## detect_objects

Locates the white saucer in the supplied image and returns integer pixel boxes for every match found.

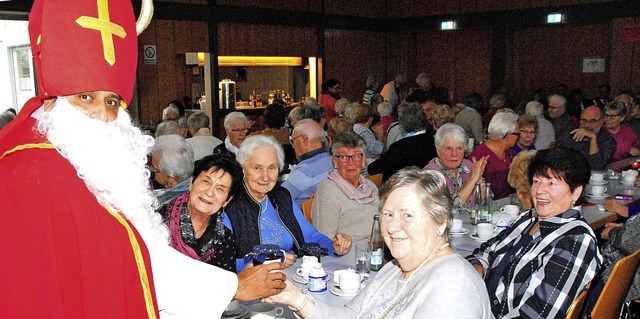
[329,284,363,297]
[222,304,249,319]
[590,180,607,186]
[449,228,469,236]
[469,234,492,242]
[586,193,610,199]
[292,274,308,284]
[622,181,636,186]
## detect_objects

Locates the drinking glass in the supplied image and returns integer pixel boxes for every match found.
[354,242,371,277]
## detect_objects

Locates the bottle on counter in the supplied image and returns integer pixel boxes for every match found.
[370,214,384,271]
[471,182,482,225]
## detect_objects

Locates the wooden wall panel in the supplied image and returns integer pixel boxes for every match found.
[136,20,209,124]
[414,28,492,104]
[323,0,385,18]
[323,29,386,103]
[216,0,321,12]
[610,17,640,94]
[505,22,610,106]
[218,23,318,57]
[384,31,417,88]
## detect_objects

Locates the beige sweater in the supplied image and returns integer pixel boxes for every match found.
[311,178,379,241]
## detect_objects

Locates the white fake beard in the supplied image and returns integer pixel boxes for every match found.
[37,97,169,244]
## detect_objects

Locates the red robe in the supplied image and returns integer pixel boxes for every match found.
[0,98,159,318]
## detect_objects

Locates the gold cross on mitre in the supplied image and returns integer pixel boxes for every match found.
[75,0,127,66]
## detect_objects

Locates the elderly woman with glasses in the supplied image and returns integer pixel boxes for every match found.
[603,101,640,161]
[513,115,537,154]
[426,123,487,213]
[213,111,251,158]
[312,131,380,241]
[223,135,352,273]
[469,112,519,199]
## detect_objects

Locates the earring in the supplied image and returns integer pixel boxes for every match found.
[437,229,444,236]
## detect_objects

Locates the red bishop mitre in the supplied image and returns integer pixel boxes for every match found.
[28,0,138,107]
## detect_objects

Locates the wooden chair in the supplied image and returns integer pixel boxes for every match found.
[301,193,315,224]
[366,173,383,189]
[566,282,590,319]
[591,248,640,318]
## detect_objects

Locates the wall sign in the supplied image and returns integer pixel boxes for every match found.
[143,45,157,65]
[582,58,605,73]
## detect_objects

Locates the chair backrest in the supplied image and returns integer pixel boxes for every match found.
[366,173,383,189]
[301,193,315,224]
[591,248,640,318]
[566,282,590,319]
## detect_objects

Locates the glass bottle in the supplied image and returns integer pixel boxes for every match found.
[483,182,494,223]
[370,215,384,271]
[470,182,481,225]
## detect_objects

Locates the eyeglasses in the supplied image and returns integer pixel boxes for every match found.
[334,153,364,163]
[230,128,249,133]
[519,129,536,135]
[604,113,623,118]
[580,117,603,124]
[289,134,305,143]
[507,132,521,137]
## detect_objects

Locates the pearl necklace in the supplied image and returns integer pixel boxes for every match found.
[356,243,450,319]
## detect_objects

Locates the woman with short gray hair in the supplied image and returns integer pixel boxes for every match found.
[151,135,194,205]
[224,135,352,272]
[603,100,640,161]
[214,111,250,157]
[426,123,487,213]
[469,112,519,199]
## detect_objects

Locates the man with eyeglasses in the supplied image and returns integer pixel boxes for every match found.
[282,119,333,207]
[556,106,616,170]
[214,111,251,158]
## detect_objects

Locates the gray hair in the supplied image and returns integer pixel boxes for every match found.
[0,110,16,129]
[604,101,627,117]
[525,100,544,116]
[398,102,427,133]
[331,130,366,155]
[304,97,318,108]
[379,167,453,235]
[377,102,393,117]
[487,112,518,140]
[187,112,210,131]
[335,98,351,117]
[155,121,183,137]
[289,106,305,122]
[236,135,285,172]
[343,102,358,123]
[548,94,566,107]
[162,106,179,121]
[434,123,467,149]
[151,135,194,183]
[416,72,431,87]
[223,112,249,131]
[293,119,324,142]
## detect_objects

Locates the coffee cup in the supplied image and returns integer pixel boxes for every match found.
[249,303,284,319]
[500,204,519,216]
[225,300,239,312]
[451,218,463,232]
[337,271,361,294]
[334,268,356,284]
[624,174,636,183]
[591,173,604,183]
[592,185,607,196]
[296,261,320,280]
[477,223,495,239]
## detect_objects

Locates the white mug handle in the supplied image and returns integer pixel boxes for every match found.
[296,268,304,277]
[275,307,284,316]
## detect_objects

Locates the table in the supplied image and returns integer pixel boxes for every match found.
[584,170,640,229]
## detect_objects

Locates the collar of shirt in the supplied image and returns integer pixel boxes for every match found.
[299,147,326,162]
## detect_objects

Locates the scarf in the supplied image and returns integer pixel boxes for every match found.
[166,192,225,263]
[224,136,239,155]
[433,157,470,191]
[327,169,376,204]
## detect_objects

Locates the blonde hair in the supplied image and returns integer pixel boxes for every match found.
[508,150,537,195]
